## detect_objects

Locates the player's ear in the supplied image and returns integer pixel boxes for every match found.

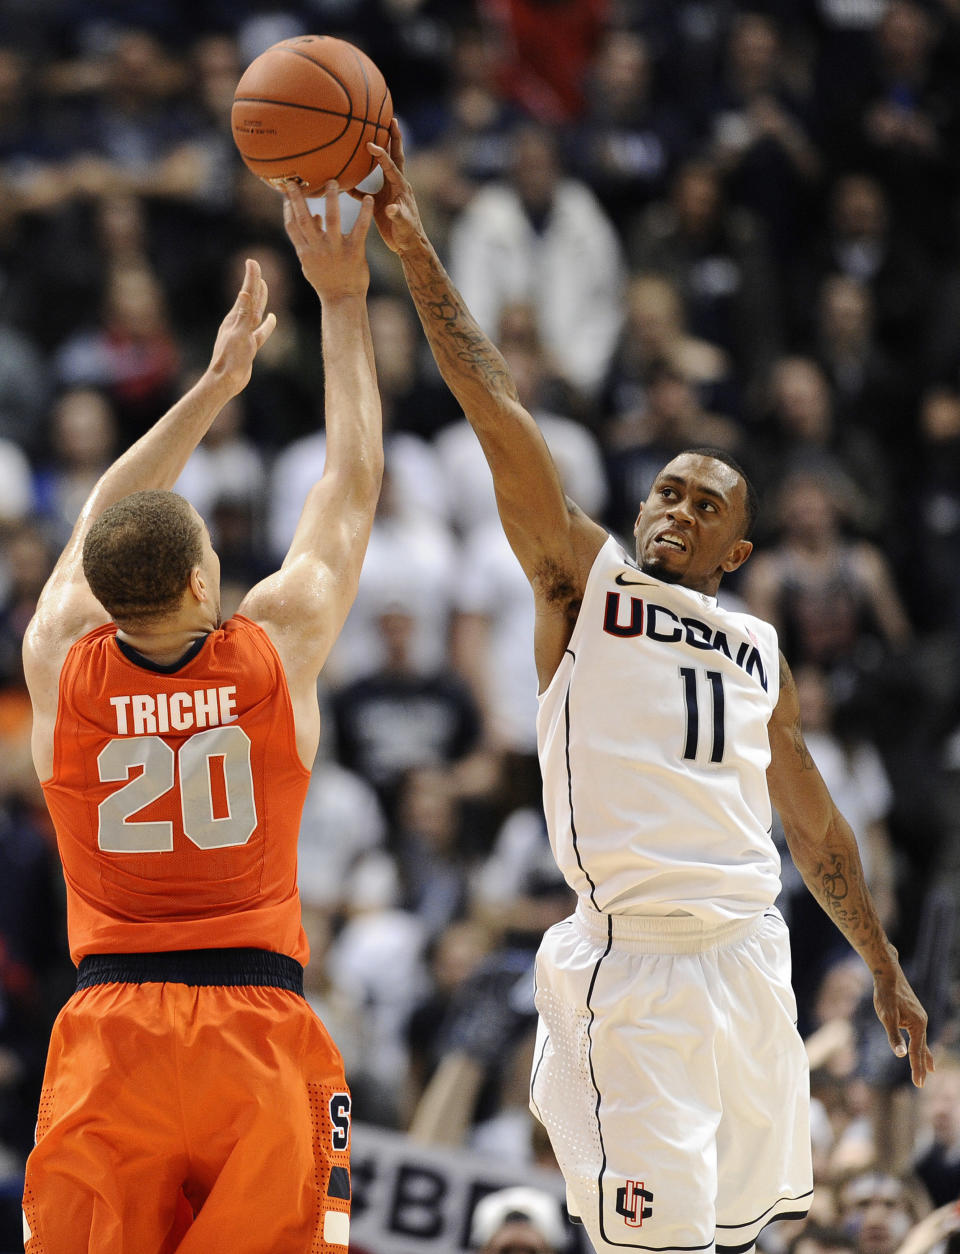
[189,566,207,602]
[633,503,644,537]
[722,538,753,573]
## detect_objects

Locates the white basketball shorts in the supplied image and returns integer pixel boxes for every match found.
[529,901,813,1254]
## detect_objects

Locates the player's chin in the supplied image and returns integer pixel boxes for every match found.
[641,553,687,583]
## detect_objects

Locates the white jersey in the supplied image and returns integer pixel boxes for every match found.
[537,535,782,924]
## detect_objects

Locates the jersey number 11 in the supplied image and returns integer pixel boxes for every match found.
[679,667,726,764]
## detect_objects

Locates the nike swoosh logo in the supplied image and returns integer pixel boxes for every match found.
[614,573,655,587]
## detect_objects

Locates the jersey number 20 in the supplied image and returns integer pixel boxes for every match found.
[97,726,257,853]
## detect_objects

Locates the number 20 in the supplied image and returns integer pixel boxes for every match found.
[97,725,257,853]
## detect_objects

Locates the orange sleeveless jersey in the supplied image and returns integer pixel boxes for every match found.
[41,615,312,965]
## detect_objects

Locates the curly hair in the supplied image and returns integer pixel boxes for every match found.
[82,490,203,624]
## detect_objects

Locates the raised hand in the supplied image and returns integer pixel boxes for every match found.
[207,257,277,396]
[355,119,424,255]
[283,180,374,300]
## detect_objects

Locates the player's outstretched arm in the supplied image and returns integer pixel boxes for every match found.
[25,260,276,657]
[360,121,605,587]
[767,650,934,1088]
[239,184,383,720]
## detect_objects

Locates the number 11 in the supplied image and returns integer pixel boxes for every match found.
[679,667,726,764]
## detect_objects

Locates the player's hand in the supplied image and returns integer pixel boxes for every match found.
[283,180,374,299]
[353,119,423,255]
[872,961,935,1087]
[207,257,277,395]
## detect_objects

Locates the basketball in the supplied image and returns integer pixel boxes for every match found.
[231,35,393,194]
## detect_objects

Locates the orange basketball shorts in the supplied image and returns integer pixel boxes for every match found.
[23,966,351,1254]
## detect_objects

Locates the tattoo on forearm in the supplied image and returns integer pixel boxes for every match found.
[814,850,885,956]
[404,253,520,402]
[792,720,815,770]
[778,655,816,770]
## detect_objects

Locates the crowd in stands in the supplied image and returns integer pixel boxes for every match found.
[0,0,959,1249]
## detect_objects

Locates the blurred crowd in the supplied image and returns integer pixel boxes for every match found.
[0,0,960,1248]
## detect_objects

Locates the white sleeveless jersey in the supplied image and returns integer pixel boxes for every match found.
[537,535,782,924]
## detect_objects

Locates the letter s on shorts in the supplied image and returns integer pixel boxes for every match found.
[329,1093,351,1153]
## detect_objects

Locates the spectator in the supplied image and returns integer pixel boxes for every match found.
[627,158,782,397]
[896,387,960,634]
[296,724,388,917]
[823,1,959,256]
[53,260,182,441]
[447,122,626,399]
[366,291,459,441]
[0,437,34,540]
[268,403,448,553]
[811,275,906,441]
[479,0,609,125]
[786,1225,858,1254]
[438,20,534,187]
[469,1185,568,1253]
[344,468,461,676]
[911,1050,960,1206]
[836,1172,930,1254]
[332,603,482,822]
[173,385,265,553]
[394,766,472,940]
[708,11,821,268]
[406,917,492,1105]
[216,242,324,449]
[742,471,912,695]
[409,828,573,1149]
[0,323,48,455]
[789,173,932,368]
[601,271,740,424]
[326,853,429,1126]
[571,28,690,234]
[748,356,890,541]
[33,387,118,546]
[0,524,57,689]
[435,302,608,535]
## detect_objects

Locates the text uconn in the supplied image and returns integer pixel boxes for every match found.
[602,592,768,692]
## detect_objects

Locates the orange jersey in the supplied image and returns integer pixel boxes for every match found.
[41,615,311,965]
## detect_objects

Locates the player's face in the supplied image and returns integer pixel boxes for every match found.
[633,454,753,595]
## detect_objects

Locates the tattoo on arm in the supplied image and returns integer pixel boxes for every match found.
[814,849,885,956]
[404,254,520,402]
[779,654,815,770]
[791,719,815,770]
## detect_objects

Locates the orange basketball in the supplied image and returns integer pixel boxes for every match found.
[231,35,393,194]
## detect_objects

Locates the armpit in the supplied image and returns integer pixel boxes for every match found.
[534,556,581,612]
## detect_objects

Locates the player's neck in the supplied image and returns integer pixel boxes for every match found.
[115,620,213,668]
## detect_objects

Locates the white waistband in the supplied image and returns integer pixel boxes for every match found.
[573,899,772,954]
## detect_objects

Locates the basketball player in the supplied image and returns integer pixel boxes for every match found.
[359,125,933,1254]
[21,183,380,1253]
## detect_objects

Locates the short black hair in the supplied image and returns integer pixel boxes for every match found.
[83,490,203,623]
[676,446,759,539]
